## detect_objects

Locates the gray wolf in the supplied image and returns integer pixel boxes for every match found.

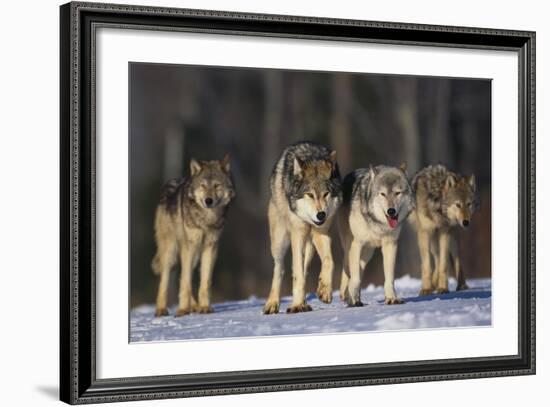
[152,155,235,317]
[409,164,478,295]
[263,141,343,314]
[337,164,414,306]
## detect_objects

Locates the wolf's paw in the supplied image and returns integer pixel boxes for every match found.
[263,300,280,315]
[435,287,450,295]
[286,303,313,313]
[384,297,404,305]
[456,283,469,291]
[317,282,333,304]
[418,288,434,296]
[347,300,364,307]
[175,307,192,317]
[196,305,214,314]
[154,307,169,317]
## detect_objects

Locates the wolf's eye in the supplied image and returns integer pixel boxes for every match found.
[305,193,314,199]
[380,192,386,197]
[395,191,401,196]
[323,192,330,198]
[467,202,472,207]
[213,183,221,189]
[455,202,462,208]
[200,183,207,189]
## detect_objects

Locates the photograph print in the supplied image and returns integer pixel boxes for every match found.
[129,62,491,342]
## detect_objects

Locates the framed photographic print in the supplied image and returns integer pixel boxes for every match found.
[60,1,535,404]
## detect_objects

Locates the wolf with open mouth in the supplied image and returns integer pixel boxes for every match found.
[337,164,414,306]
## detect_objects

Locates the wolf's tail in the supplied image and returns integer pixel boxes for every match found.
[151,253,161,275]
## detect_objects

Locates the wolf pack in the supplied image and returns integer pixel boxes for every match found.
[152,141,478,317]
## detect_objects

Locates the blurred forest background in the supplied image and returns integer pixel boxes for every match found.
[130,63,491,308]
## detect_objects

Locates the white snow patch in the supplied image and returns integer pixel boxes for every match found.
[130,276,491,342]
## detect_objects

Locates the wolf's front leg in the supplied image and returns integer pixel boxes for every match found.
[449,232,468,291]
[381,239,403,304]
[176,242,200,317]
[312,228,334,304]
[346,239,364,306]
[154,242,177,317]
[341,245,374,301]
[436,231,451,294]
[264,202,290,314]
[287,226,312,313]
[339,270,349,301]
[417,230,433,296]
[303,238,314,283]
[337,214,352,301]
[197,241,219,314]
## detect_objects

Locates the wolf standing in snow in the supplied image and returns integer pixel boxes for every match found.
[410,164,478,296]
[263,141,343,314]
[337,164,414,306]
[152,156,235,317]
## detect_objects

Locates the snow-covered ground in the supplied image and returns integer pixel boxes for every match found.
[130,275,491,342]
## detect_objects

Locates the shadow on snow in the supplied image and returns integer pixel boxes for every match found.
[396,288,492,304]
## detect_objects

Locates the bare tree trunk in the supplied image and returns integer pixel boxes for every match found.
[392,79,421,281]
[393,79,420,173]
[330,74,353,174]
[259,71,284,283]
[428,81,452,167]
[163,124,184,180]
[289,75,307,140]
[261,70,283,203]
[456,88,480,173]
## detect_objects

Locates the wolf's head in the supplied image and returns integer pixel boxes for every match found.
[187,155,236,209]
[366,164,413,230]
[291,151,342,227]
[441,173,477,228]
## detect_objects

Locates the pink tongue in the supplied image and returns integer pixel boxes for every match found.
[388,217,398,228]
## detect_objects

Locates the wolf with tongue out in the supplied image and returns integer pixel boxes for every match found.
[337,164,414,306]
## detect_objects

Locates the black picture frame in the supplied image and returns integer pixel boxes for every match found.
[60,1,536,404]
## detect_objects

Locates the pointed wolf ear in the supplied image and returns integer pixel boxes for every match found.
[293,157,305,177]
[369,165,377,179]
[329,150,337,165]
[220,154,231,173]
[444,174,457,189]
[399,162,407,173]
[467,174,476,191]
[190,158,201,176]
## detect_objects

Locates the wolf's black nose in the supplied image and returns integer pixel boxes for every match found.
[387,208,396,217]
[205,197,213,206]
[316,211,326,221]
[462,219,470,227]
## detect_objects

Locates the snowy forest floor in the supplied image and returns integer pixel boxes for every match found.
[130,276,491,342]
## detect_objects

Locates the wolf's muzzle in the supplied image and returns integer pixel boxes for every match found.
[312,211,327,226]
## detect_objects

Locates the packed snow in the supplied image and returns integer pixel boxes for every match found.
[130,276,491,342]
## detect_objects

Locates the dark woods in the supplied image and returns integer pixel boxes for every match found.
[130,63,491,307]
